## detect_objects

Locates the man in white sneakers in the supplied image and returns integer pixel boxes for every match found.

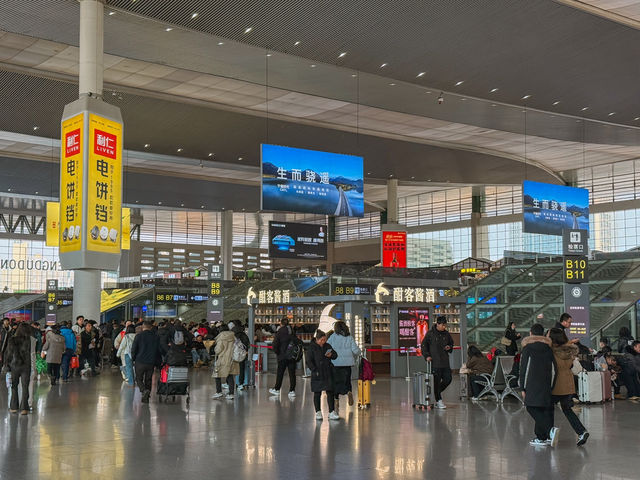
[420,316,454,409]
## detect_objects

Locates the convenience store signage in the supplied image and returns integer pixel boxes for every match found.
[392,287,436,303]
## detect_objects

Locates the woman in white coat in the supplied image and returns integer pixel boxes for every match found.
[327,321,361,409]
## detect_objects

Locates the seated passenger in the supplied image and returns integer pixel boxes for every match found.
[191,334,210,367]
[605,354,640,399]
[467,345,494,401]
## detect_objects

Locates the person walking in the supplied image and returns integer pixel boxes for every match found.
[59,323,77,382]
[116,325,136,386]
[230,322,250,390]
[1,323,33,414]
[211,323,239,400]
[548,327,589,447]
[269,318,298,398]
[504,322,521,356]
[306,329,339,421]
[519,323,556,447]
[327,320,361,410]
[466,345,494,400]
[131,321,161,403]
[41,325,65,386]
[0,317,11,368]
[420,316,454,409]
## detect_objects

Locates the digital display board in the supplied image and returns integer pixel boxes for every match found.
[563,256,588,284]
[381,231,407,268]
[523,180,589,236]
[333,284,373,296]
[261,144,364,217]
[398,308,430,356]
[268,221,328,260]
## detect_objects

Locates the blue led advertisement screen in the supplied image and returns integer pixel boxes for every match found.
[523,181,589,236]
[261,144,364,217]
[268,221,327,260]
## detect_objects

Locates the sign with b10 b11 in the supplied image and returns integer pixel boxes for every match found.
[563,256,588,284]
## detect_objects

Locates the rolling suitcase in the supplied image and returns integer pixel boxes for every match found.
[358,379,371,409]
[412,362,435,410]
[578,371,603,403]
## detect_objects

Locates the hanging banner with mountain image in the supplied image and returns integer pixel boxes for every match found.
[522,180,589,236]
[261,144,364,217]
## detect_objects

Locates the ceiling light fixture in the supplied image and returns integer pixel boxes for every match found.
[165,27,173,32]
[294,41,301,46]
[266,53,272,57]
[217,41,224,45]
[338,52,347,58]
[380,63,388,68]
[244,27,253,34]
[389,83,396,86]
[310,64,317,68]
[32,126,39,131]
[635,117,640,121]
[238,156,243,161]
[144,143,150,148]
[108,11,115,16]
[490,88,498,93]
[208,152,213,157]
[191,12,198,19]
[417,72,425,77]
[522,94,531,100]
[351,74,357,77]
[608,112,616,116]
[177,148,183,152]
[552,101,560,105]
[455,81,464,86]
[581,107,589,111]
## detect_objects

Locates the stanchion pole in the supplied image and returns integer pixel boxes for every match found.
[405,348,411,381]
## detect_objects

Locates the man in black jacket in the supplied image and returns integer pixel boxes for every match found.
[269,318,297,398]
[0,317,11,368]
[519,323,557,447]
[421,316,454,409]
[131,321,160,403]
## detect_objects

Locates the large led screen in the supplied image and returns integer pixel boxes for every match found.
[523,180,589,236]
[261,144,364,217]
[268,221,327,260]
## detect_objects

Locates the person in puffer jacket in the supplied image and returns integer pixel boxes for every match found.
[328,321,361,410]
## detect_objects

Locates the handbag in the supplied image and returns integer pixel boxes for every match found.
[70,355,80,369]
[500,336,511,346]
[36,356,48,374]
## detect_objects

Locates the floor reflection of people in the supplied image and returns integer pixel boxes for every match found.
[423,413,456,478]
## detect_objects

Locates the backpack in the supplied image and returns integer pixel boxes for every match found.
[359,357,375,381]
[284,336,304,362]
[173,330,184,346]
[232,338,248,362]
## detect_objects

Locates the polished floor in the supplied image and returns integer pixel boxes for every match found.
[0,369,637,480]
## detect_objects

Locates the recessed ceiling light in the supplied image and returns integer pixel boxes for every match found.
[491,104,497,107]
[581,107,589,111]
[144,143,150,148]
[32,126,39,131]
[294,41,301,46]
[180,203,184,207]
[165,27,173,32]
[490,88,498,93]
[522,94,531,99]
[455,81,464,86]
[351,74,357,77]
[158,201,162,205]
[310,64,317,68]
[208,152,213,157]
[417,72,425,77]
[338,52,347,58]
[201,205,205,209]
[266,53,272,57]
[411,176,415,179]
[191,12,198,19]
[460,98,467,101]
[552,101,560,105]
[608,112,616,116]
[177,148,183,152]
[108,11,115,16]
[35,191,39,195]
[217,41,224,45]
[380,63,388,68]
[238,156,243,161]
[634,117,640,121]
[244,27,253,34]
[389,83,396,86]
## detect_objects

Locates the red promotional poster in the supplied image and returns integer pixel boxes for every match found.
[381,230,407,268]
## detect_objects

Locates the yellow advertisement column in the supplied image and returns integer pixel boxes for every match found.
[59,114,84,252]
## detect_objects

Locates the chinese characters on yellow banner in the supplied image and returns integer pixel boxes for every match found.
[59,114,84,253]
[87,114,123,254]
[121,207,131,250]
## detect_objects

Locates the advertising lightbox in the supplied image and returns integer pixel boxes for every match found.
[398,307,430,355]
[381,231,407,268]
[268,221,328,260]
[522,181,589,236]
[261,144,364,217]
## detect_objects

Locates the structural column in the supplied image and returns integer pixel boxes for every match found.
[221,210,233,281]
[471,187,483,259]
[72,0,104,323]
[387,178,399,224]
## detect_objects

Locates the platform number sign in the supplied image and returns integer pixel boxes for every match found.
[207,281,223,323]
[563,256,588,284]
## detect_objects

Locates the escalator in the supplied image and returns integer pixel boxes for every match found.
[466,254,640,350]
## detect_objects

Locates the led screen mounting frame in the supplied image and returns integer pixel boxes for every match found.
[261,144,364,217]
[268,221,328,260]
[522,180,589,236]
